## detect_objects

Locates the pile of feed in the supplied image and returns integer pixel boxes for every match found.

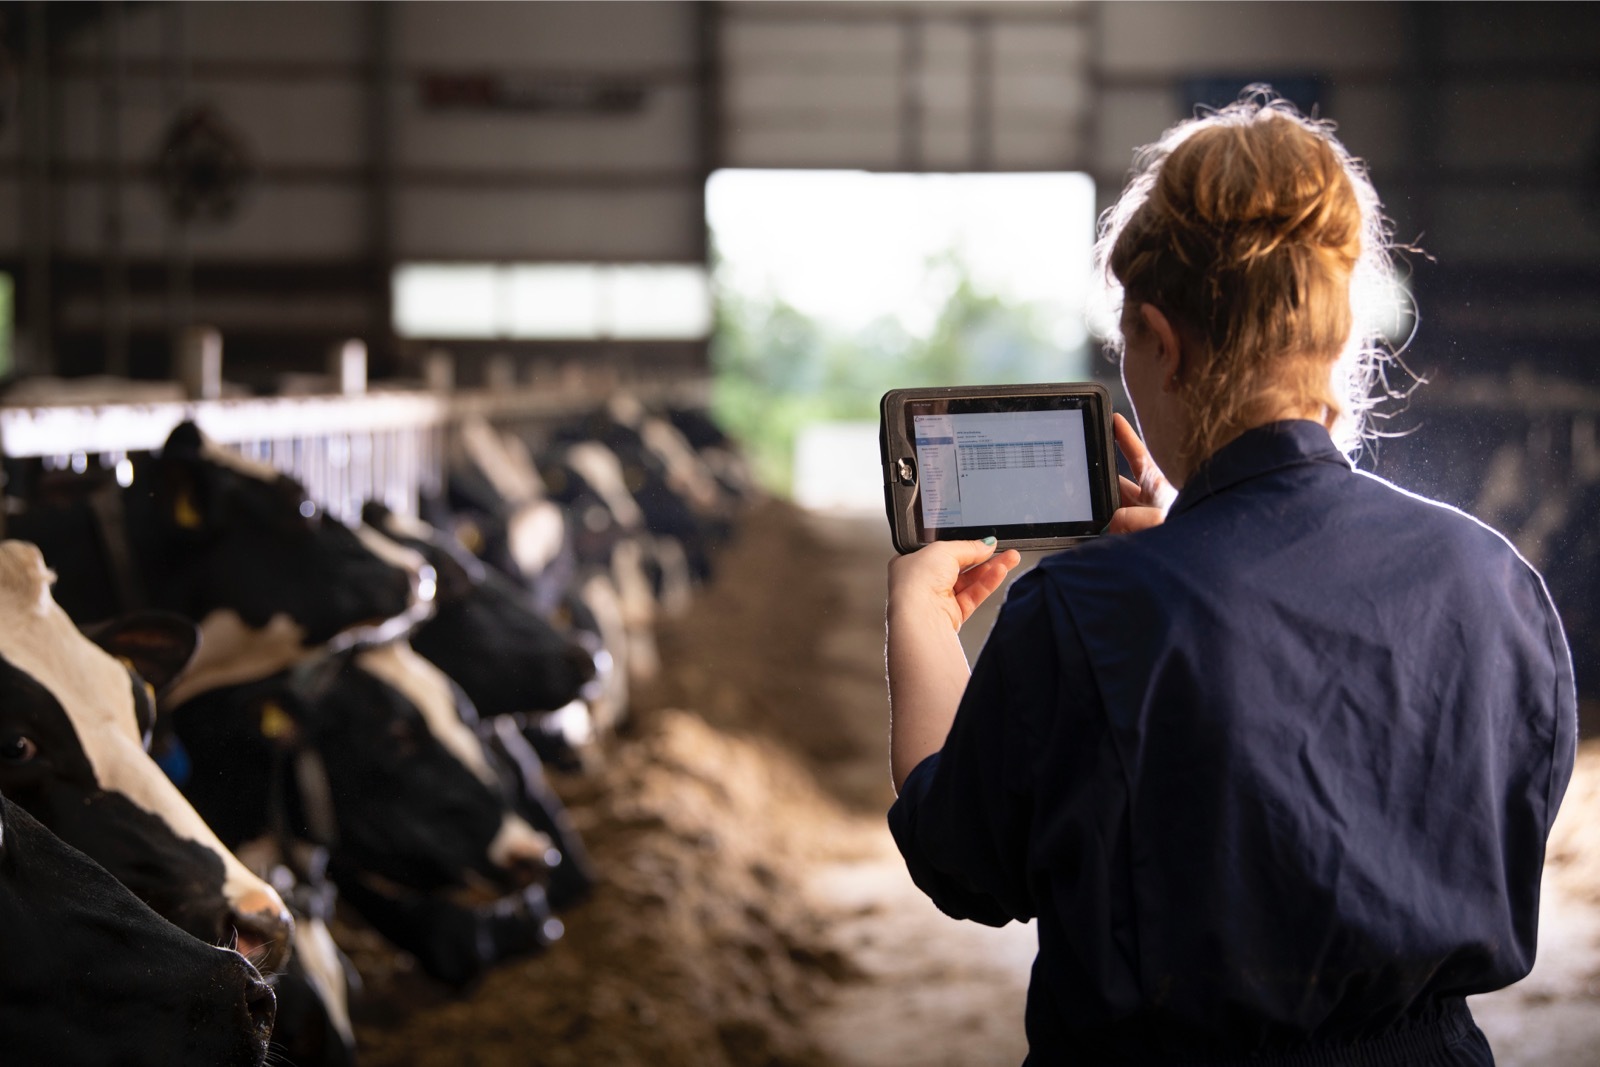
[353,502,883,1066]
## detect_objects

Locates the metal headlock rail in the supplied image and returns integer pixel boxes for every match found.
[0,376,713,525]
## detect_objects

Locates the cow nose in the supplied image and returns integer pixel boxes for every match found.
[488,818,559,890]
[243,971,277,1046]
[565,643,599,685]
[500,847,561,891]
[231,887,295,975]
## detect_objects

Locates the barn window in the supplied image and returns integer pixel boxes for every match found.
[392,263,712,341]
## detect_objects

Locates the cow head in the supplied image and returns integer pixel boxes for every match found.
[0,789,277,1066]
[0,540,295,973]
[130,422,429,705]
[171,647,570,989]
[306,640,559,895]
[362,503,598,719]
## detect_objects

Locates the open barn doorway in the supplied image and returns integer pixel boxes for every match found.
[705,169,1097,511]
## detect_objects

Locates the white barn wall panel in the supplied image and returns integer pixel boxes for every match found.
[721,2,1093,172]
[395,85,703,174]
[56,0,364,65]
[0,0,1587,389]
[397,188,702,263]
[394,1,695,70]
[53,183,367,260]
[1096,1,1406,74]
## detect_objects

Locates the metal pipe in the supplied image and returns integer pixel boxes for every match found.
[969,14,994,171]
[22,0,52,375]
[163,1,193,364]
[899,14,924,171]
[100,0,129,376]
[365,1,396,373]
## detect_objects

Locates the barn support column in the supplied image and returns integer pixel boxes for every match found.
[365,1,398,379]
[99,0,129,378]
[899,13,924,171]
[162,1,194,369]
[20,0,53,376]
[969,13,994,172]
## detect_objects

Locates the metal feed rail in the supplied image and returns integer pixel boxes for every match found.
[0,377,712,524]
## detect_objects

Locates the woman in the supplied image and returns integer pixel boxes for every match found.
[886,91,1576,1065]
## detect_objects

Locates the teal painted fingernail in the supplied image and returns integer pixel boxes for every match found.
[981,536,997,546]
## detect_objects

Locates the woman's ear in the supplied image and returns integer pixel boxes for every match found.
[1138,304,1184,391]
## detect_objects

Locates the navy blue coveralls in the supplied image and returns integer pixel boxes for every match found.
[890,420,1577,1066]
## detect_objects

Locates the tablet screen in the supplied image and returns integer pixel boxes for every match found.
[900,391,1110,545]
[913,408,1093,528]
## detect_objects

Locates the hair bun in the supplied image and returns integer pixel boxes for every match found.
[1095,88,1402,469]
[1160,117,1362,269]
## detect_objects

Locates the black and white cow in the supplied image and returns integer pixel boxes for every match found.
[0,539,295,972]
[665,404,760,502]
[549,393,733,584]
[0,788,277,1066]
[173,637,588,988]
[8,420,425,708]
[427,418,642,732]
[362,502,599,769]
[440,415,582,619]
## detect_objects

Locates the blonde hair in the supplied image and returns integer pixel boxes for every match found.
[1093,88,1403,470]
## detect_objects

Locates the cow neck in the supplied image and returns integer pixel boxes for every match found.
[263,649,351,876]
[84,480,151,616]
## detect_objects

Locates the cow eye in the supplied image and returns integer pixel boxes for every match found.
[0,736,38,763]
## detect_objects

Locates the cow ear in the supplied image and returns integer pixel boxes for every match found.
[88,612,201,697]
[153,435,212,533]
[162,421,206,460]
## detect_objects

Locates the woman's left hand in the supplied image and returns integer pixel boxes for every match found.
[1109,413,1176,534]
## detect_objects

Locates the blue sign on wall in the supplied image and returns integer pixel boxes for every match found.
[1179,76,1328,118]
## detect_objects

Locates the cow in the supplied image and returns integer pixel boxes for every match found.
[441,415,582,619]
[362,501,599,770]
[0,539,294,973]
[7,420,425,708]
[172,636,590,988]
[234,842,359,1067]
[424,417,641,731]
[548,393,734,584]
[0,788,277,1066]
[665,404,760,502]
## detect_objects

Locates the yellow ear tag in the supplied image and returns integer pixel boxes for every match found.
[173,489,203,529]
[455,519,484,556]
[259,701,295,740]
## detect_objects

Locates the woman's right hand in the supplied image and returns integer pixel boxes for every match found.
[1109,413,1176,534]
[886,538,1020,793]
[887,538,1021,633]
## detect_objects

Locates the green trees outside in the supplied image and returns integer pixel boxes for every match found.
[711,254,1089,493]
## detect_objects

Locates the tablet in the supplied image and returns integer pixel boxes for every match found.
[879,382,1118,554]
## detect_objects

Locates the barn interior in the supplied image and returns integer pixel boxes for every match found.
[0,2,1597,1065]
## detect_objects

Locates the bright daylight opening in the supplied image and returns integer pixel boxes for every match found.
[393,263,713,342]
[706,170,1097,510]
